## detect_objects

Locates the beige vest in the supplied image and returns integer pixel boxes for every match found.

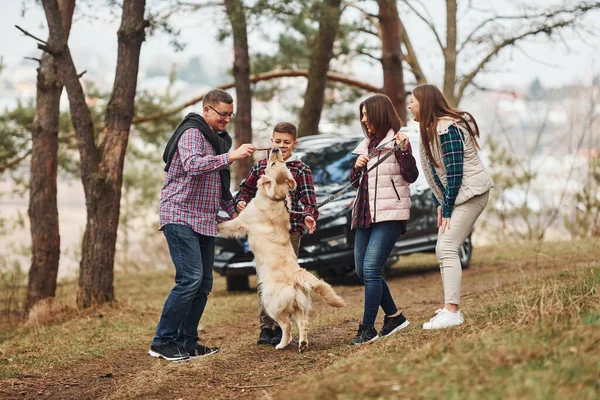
[419,117,494,206]
[352,129,411,229]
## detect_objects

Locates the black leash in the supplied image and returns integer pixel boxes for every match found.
[286,138,406,216]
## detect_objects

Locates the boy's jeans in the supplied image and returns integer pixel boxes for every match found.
[354,221,402,327]
[152,224,215,352]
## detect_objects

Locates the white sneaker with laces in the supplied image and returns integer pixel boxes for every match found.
[422,308,464,329]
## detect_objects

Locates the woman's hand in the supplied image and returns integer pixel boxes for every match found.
[354,155,369,169]
[437,206,451,233]
[395,132,409,151]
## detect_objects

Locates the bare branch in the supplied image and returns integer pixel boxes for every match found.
[459,3,600,54]
[456,17,579,102]
[357,27,379,37]
[345,2,378,20]
[357,49,381,62]
[400,0,444,51]
[24,57,41,63]
[0,150,32,174]
[15,25,48,45]
[397,15,427,84]
[133,69,381,124]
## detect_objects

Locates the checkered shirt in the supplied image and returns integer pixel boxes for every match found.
[159,128,236,237]
[429,125,464,218]
[234,157,319,234]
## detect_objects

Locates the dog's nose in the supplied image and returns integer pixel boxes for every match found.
[271,147,280,153]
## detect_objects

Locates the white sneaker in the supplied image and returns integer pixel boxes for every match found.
[422,308,464,330]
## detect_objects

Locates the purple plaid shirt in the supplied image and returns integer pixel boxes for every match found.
[159,128,236,237]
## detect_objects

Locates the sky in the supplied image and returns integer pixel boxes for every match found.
[1,0,599,93]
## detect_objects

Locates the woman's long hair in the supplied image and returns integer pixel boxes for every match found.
[359,94,403,140]
[412,84,480,168]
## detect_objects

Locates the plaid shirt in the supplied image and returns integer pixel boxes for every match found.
[234,157,319,234]
[159,128,236,237]
[351,138,419,229]
[430,125,464,218]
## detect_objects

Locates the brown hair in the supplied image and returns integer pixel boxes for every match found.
[359,94,403,140]
[412,84,480,168]
[273,122,297,139]
[203,89,233,105]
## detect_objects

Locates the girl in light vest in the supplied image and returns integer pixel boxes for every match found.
[409,84,494,329]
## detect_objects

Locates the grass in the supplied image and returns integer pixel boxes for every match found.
[0,237,599,399]
[274,267,600,400]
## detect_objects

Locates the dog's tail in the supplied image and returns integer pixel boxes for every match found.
[296,270,346,308]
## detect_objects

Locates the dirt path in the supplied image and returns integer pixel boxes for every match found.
[0,260,576,400]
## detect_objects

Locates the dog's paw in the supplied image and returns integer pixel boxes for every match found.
[275,342,288,350]
[299,341,308,353]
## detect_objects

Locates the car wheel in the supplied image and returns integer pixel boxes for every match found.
[226,275,250,291]
[459,234,472,269]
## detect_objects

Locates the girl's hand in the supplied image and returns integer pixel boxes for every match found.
[396,132,409,151]
[440,217,451,234]
[354,155,369,169]
[437,206,442,228]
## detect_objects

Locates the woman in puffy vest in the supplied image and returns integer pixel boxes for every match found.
[349,94,419,345]
[409,84,494,329]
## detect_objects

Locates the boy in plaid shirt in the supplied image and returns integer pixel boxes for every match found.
[234,122,319,346]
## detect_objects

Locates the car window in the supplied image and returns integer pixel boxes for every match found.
[295,139,359,185]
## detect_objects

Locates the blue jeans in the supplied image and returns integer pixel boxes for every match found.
[152,224,215,352]
[354,221,402,327]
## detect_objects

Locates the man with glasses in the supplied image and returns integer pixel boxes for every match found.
[151,89,256,361]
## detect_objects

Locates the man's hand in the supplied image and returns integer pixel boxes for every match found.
[236,201,247,213]
[229,144,256,161]
[354,155,369,169]
[304,215,316,234]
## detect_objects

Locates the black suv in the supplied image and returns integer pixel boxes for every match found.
[214,130,473,290]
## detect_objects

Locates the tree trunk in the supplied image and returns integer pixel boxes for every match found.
[225,0,252,187]
[377,0,407,123]
[77,0,148,308]
[41,0,148,308]
[26,0,75,312]
[443,0,458,106]
[297,0,342,137]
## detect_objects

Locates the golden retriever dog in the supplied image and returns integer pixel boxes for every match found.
[218,148,346,352]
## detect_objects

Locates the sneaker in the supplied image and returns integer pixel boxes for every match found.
[188,344,220,358]
[422,308,464,330]
[257,328,274,345]
[350,324,379,345]
[148,343,189,361]
[379,312,410,337]
[270,327,283,346]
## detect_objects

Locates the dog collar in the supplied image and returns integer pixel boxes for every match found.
[272,195,287,202]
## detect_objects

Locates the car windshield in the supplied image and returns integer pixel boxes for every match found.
[294,138,360,185]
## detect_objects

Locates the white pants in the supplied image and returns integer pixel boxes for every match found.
[436,191,489,304]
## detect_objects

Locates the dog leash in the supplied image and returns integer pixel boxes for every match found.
[285,138,406,217]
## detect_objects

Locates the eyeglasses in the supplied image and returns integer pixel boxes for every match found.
[207,105,235,119]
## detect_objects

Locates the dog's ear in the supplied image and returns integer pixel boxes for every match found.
[259,175,276,198]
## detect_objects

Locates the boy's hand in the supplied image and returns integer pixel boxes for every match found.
[236,201,247,213]
[304,215,316,234]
